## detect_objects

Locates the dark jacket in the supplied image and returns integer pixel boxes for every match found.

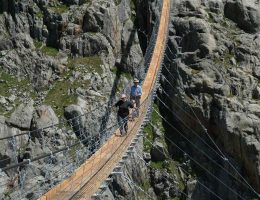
[115,100,134,117]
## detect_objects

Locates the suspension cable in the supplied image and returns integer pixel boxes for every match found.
[147,120,246,200]
[153,96,259,196]
[142,132,223,200]
[161,64,260,197]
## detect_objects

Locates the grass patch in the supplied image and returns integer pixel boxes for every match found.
[68,56,103,74]
[42,46,59,57]
[68,142,81,161]
[34,39,43,49]
[143,124,154,152]
[36,11,44,18]
[213,52,235,69]
[138,179,151,198]
[0,70,36,117]
[44,80,78,118]
[191,69,201,74]
[130,0,136,22]
[143,103,165,152]
[110,66,132,79]
[49,4,69,14]
[44,56,103,118]
[151,160,185,191]
[151,160,164,169]
[151,104,163,128]
[110,66,133,92]
[114,0,121,6]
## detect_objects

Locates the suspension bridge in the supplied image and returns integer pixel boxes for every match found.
[0,0,170,199]
[41,0,171,198]
[1,0,260,199]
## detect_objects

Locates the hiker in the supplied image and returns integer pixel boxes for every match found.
[130,78,142,117]
[114,94,134,136]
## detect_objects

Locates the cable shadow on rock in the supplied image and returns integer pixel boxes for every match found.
[97,28,138,141]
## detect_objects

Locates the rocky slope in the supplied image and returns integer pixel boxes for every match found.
[0,0,146,199]
[1,0,260,200]
[160,0,260,199]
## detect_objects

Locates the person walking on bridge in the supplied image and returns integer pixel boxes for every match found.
[114,94,134,136]
[130,78,142,118]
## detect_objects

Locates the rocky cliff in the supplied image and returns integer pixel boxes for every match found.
[160,0,260,199]
[0,0,260,200]
[0,0,146,199]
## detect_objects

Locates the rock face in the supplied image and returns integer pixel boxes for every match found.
[31,105,59,129]
[0,0,146,198]
[99,137,150,200]
[224,0,260,33]
[151,139,167,162]
[1,0,259,199]
[163,0,260,197]
[7,100,34,129]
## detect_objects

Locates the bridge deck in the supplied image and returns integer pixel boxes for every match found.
[40,0,170,199]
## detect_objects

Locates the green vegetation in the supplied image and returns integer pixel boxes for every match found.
[110,66,132,93]
[130,0,136,22]
[191,69,201,75]
[3,191,11,198]
[18,142,30,155]
[143,103,165,152]
[48,4,69,14]
[36,11,44,18]
[68,56,103,74]
[69,142,82,161]
[33,39,43,49]
[213,52,235,69]
[138,179,151,199]
[149,159,185,192]
[44,56,103,117]
[44,79,78,118]
[151,104,164,130]
[150,160,164,169]
[142,103,186,195]
[114,0,121,6]
[143,124,154,152]
[34,40,59,57]
[42,46,59,57]
[110,66,132,79]
[0,70,36,117]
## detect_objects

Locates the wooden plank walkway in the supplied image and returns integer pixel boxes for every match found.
[39,0,170,199]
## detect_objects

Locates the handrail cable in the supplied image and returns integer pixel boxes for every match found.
[50,95,152,199]
[6,120,127,199]
[1,119,120,171]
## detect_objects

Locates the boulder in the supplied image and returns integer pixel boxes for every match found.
[224,0,260,33]
[205,0,224,14]
[64,104,86,139]
[174,17,216,57]
[0,36,14,51]
[151,140,167,162]
[7,100,34,129]
[31,105,59,129]
[186,179,198,198]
